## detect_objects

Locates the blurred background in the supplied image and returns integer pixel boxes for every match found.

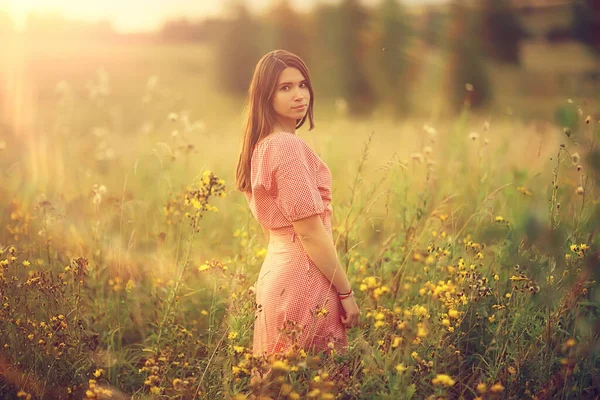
[0,0,599,249]
[2,0,599,122]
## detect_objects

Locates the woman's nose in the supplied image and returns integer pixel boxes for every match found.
[294,87,304,99]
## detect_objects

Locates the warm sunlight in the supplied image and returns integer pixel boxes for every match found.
[6,0,226,32]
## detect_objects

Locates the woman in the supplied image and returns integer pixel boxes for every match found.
[235,49,360,359]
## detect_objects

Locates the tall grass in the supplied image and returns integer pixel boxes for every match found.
[1,40,599,399]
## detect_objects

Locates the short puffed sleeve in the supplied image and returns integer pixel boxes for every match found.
[249,134,325,227]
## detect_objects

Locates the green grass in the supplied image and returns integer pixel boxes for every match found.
[0,37,599,399]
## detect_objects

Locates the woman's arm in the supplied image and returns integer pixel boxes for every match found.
[262,226,270,242]
[292,215,351,293]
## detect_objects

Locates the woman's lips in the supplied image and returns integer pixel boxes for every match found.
[292,105,307,110]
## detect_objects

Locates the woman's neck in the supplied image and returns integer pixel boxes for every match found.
[273,120,296,135]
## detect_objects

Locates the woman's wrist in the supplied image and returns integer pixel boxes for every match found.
[338,288,354,300]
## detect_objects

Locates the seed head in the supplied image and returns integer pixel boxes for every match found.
[571,153,580,165]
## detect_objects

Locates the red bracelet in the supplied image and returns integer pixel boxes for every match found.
[338,289,354,300]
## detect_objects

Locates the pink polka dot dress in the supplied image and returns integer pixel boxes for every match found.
[244,132,348,357]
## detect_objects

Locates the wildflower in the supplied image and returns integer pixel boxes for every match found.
[477,383,487,393]
[410,152,424,164]
[93,369,104,378]
[469,132,479,141]
[228,331,238,340]
[198,264,209,272]
[580,244,590,252]
[448,309,459,319]
[565,338,577,348]
[495,216,504,222]
[505,293,511,299]
[374,320,386,329]
[576,186,584,195]
[508,366,516,375]
[570,244,578,252]
[150,386,161,395]
[317,307,329,317]
[271,360,290,373]
[571,152,580,165]
[432,373,456,387]
[22,260,30,267]
[489,383,505,393]
[395,363,407,374]
[256,248,267,258]
[465,83,474,92]
[172,378,183,390]
[392,336,402,348]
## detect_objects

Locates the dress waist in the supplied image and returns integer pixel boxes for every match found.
[267,203,333,245]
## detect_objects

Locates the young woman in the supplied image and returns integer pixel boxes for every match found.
[235,50,360,359]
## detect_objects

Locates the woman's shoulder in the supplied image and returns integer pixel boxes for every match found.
[257,132,312,155]
[257,131,303,146]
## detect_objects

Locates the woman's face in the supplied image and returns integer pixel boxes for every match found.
[271,67,310,124]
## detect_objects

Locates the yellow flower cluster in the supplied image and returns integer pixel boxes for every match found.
[198,258,229,274]
[569,243,590,259]
[432,373,455,387]
[85,379,113,399]
[359,276,390,301]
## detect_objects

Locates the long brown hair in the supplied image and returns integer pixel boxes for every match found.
[235,49,315,193]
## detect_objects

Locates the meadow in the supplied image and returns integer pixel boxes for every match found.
[1,37,599,399]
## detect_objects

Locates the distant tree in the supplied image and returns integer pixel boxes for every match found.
[376,0,414,117]
[422,7,448,48]
[161,18,204,42]
[481,0,529,64]
[214,3,263,95]
[338,0,377,116]
[446,1,492,112]
[572,0,600,54]
[264,1,311,62]
[310,3,345,99]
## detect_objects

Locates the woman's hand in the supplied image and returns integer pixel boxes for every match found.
[340,296,360,328]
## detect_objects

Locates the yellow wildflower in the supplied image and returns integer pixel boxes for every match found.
[432,374,456,387]
[395,363,407,374]
[489,383,504,393]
